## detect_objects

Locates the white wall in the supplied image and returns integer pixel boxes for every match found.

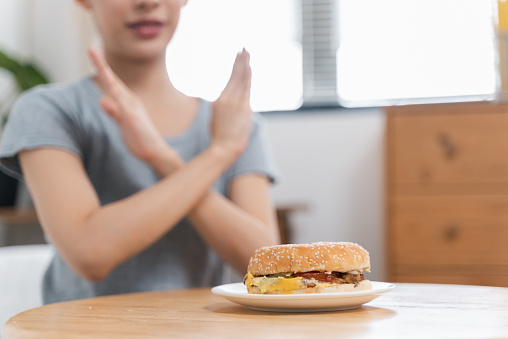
[0,0,29,100]
[0,1,29,53]
[30,0,95,83]
[0,0,93,85]
[0,1,387,281]
[265,110,386,280]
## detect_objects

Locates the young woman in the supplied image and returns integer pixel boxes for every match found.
[0,0,280,304]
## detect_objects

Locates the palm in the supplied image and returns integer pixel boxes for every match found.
[88,48,165,161]
[211,49,253,156]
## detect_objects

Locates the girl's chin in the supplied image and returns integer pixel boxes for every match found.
[110,41,169,62]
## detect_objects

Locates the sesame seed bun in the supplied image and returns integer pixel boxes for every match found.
[247,242,370,276]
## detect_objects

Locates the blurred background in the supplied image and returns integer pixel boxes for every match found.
[1,0,507,324]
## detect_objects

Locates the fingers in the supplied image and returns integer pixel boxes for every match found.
[235,49,251,103]
[88,47,114,88]
[88,47,140,119]
[236,49,251,89]
[88,47,127,102]
[240,49,252,102]
[100,96,121,123]
[222,52,241,96]
[221,49,252,103]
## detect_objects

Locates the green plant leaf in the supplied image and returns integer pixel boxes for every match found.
[0,50,23,74]
[0,49,51,128]
[23,63,50,86]
[0,50,50,91]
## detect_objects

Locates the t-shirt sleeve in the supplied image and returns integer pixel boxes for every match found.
[0,87,83,181]
[224,112,281,184]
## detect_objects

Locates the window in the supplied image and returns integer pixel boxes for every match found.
[168,0,497,111]
[167,0,302,112]
[337,0,497,107]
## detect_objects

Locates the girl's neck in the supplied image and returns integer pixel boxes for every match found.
[95,48,199,132]
[103,50,179,101]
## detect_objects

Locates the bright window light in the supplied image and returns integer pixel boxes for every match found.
[336,0,497,107]
[166,0,302,112]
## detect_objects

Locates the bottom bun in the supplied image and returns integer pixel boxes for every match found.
[247,279,372,295]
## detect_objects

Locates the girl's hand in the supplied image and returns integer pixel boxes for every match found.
[211,49,252,159]
[88,47,170,165]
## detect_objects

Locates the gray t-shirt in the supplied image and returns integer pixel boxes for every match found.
[0,76,279,304]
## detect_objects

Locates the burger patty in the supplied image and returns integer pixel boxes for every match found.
[293,271,365,286]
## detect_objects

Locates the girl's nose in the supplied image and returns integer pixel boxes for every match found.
[134,0,160,10]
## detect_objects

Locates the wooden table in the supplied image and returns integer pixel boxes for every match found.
[3,283,508,338]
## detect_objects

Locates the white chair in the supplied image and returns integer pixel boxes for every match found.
[0,244,53,334]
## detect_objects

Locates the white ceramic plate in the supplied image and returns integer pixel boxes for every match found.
[211,281,395,312]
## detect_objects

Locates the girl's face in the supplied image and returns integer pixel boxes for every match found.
[78,0,187,61]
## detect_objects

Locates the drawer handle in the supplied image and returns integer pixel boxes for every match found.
[444,224,460,241]
[438,134,458,159]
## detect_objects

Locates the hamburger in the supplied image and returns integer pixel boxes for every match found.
[244,242,371,294]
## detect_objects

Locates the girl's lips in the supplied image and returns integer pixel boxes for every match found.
[127,21,164,39]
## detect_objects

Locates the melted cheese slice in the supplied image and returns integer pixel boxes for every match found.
[244,273,304,294]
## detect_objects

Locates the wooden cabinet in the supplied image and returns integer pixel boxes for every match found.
[386,102,508,287]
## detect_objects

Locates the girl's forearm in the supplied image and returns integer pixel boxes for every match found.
[79,144,236,280]
[146,146,279,274]
[188,191,279,273]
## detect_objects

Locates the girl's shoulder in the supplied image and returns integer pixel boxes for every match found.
[9,77,103,130]
[5,77,105,139]
[16,76,98,109]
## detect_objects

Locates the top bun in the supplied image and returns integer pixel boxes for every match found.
[247,242,370,276]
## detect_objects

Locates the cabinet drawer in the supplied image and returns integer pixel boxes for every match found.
[387,104,508,185]
[392,263,508,286]
[391,195,508,266]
